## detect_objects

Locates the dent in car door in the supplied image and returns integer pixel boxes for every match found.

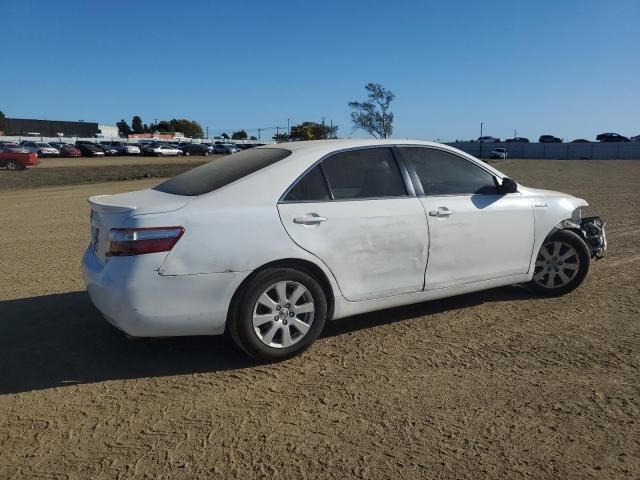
[277,148,429,302]
[279,199,429,301]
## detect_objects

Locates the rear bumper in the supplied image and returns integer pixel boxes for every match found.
[82,247,248,337]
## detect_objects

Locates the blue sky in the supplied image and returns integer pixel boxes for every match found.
[1,0,638,141]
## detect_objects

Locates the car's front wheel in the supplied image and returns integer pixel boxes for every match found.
[529,230,590,296]
[228,268,328,361]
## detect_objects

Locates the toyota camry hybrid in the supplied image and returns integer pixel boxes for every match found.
[83,140,606,360]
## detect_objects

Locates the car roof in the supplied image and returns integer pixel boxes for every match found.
[185,139,507,207]
[270,138,448,155]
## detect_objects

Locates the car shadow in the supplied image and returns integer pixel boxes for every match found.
[324,284,533,337]
[0,285,533,395]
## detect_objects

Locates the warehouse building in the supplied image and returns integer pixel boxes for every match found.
[3,118,100,137]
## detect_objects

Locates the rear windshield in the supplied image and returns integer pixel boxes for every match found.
[154,147,291,196]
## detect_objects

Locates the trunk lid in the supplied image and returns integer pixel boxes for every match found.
[88,188,190,263]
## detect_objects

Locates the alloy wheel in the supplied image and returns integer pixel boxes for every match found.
[252,281,315,348]
[533,240,580,289]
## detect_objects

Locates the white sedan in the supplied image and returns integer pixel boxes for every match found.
[151,145,183,157]
[83,140,606,360]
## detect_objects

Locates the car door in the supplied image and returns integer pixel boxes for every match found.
[277,147,429,302]
[398,146,534,290]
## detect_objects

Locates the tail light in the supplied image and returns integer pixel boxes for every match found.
[107,227,184,257]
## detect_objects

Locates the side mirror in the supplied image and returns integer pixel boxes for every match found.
[499,177,518,194]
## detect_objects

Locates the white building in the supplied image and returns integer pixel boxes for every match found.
[97,124,119,138]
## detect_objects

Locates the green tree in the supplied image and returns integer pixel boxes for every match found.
[116,119,132,137]
[348,83,395,139]
[156,120,172,132]
[250,136,258,140]
[290,121,338,141]
[169,119,204,138]
[131,116,144,134]
[221,132,230,140]
[232,130,248,140]
[0,110,5,134]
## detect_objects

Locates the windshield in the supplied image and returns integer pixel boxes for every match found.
[154,147,291,196]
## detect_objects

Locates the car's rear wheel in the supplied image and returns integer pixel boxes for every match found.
[185,151,191,156]
[6,160,24,171]
[528,230,590,296]
[228,268,327,361]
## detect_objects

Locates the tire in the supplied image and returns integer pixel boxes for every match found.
[528,230,591,296]
[228,268,328,361]
[6,159,24,171]
[177,152,183,156]
[185,151,191,156]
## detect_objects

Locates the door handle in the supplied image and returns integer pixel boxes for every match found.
[429,208,455,217]
[293,213,327,225]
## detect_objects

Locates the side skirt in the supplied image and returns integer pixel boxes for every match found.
[331,274,531,320]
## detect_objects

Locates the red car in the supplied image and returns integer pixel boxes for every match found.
[59,145,82,158]
[0,146,40,171]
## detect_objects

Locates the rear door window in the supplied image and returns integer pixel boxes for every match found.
[321,147,406,200]
[283,165,330,201]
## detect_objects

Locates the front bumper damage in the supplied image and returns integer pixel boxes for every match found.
[580,216,607,258]
[557,216,606,259]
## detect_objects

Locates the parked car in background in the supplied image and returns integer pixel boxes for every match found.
[20,141,59,157]
[75,142,106,157]
[0,144,39,170]
[596,132,630,142]
[489,148,508,159]
[630,135,640,143]
[58,144,82,157]
[100,141,141,156]
[150,145,183,157]
[97,144,119,156]
[212,143,240,154]
[570,139,590,143]
[140,142,160,156]
[83,140,607,361]
[477,136,500,143]
[180,143,211,156]
[49,142,72,150]
[505,137,529,143]
[539,135,562,143]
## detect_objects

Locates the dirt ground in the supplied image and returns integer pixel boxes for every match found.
[0,156,210,192]
[0,160,639,479]
[36,154,216,169]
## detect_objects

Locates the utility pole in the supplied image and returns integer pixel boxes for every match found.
[275,126,279,142]
[514,129,517,139]
[321,117,325,139]
[330,120,333,139]
[258,128,262,140]
[479,122,484,159]
[206,126,209,139]
[287,118,290,139]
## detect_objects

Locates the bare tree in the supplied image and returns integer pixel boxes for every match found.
[348,83,395,139]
